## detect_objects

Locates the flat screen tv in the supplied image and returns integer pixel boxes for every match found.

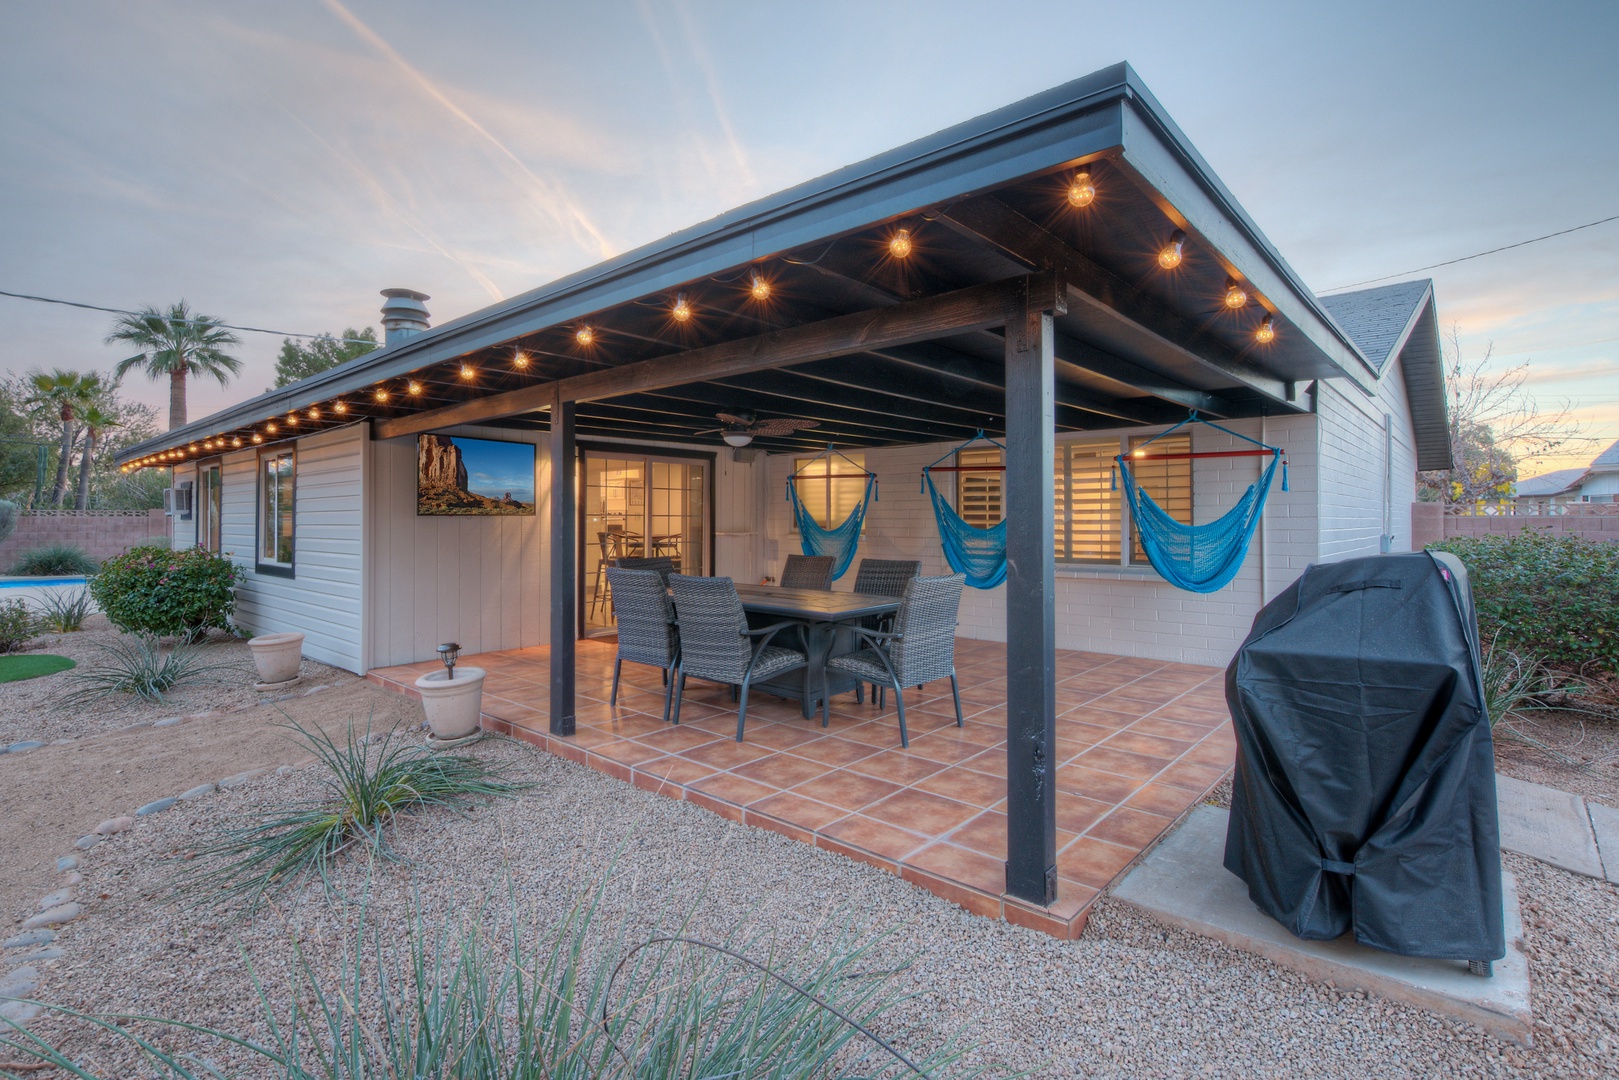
[417,434,536,516]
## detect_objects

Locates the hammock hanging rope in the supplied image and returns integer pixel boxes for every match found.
[785,445,876,581]
[1116,412,1286,594]
[922,432,1008,590]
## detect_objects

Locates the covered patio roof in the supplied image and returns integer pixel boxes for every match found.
[119,61,1377,468]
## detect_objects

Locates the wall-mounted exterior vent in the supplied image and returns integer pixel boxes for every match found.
[163,482,194,520]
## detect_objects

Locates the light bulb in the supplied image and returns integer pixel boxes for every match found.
[232,437,242,448]
[308,407,320,420]
[189,443,198,451]
[750,273,770,300]
[514,349,530,368]
[1066,171,1096,208]
[1256,314,1276,344]
[460,365,475,380]
[334,400,347,414]
[266,421,278,434]
[252,433,264,444]
[287,413,298,426]
[575,326,594,347]
[1224,277,1248,309]
[408,381,422,396]
[672,294,692,322]
[374,388,389,403]
[889,228,913,259]
[1158,230,1185,269]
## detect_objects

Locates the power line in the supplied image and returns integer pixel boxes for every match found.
[0,289,377,346]
[1321,213,1619,293]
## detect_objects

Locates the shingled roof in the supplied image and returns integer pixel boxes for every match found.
[1317,280,1434,375]
[1514,467,1588,498]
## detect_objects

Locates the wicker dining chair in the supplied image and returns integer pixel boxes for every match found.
[780,554,835,590]
[826,573,965,747]
[849,558,922,700]
[612,555,677,584]
[605,567,680,724]
[669,574,816,740]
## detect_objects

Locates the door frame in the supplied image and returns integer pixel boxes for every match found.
[576,440,717,638]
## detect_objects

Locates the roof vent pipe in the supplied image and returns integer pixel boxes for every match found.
[380,288,431,346]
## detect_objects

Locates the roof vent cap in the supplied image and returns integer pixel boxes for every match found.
[380,288,431,346]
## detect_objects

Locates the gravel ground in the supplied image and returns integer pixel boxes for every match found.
[10,736,1616,1079]
[0,617,355,745]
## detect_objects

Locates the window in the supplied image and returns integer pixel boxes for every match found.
[791,452,867,529]
[197,463,222,552]
[258,450,295,573]
[948,432,1194,569]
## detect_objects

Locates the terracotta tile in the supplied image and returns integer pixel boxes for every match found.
[731,754,830,789]
[1184,739,1236,769]
[1124,781,1202,819]
[815,834,897,874]
[1060,706,1136,731]
[958,749,1007,778]
[1155,760,1230,793]
[952,719,1005,746]
[1101,730,1194,760]
[847,750,950,786]
[945,810,1008,859]
[791,768,902,811]
[684,787,746,822]
[737,723,824,751]
[1056,836,1139,889]
[916,766,1005,807]
[588,738,667,767]
[748,791,848,833]
[1073,745,1169,781]
[585,754,633,782]
[743,808,815,843]
[633,755,716,785]
[863,788,979,835]
[838,719,908,748]
[1054,793,1115,834]
[681,739,776,771]
[689,772,780,809]
[631,765,694,799]
[1150,702,1230,726]
[906,734,981,765]
[1087,806,1174,849]
[819,814,930,862]
[633,726,723,754]
[786,737,882,767]
[1054,763,1142,803]
[548,741,587,765]
[1126,716,1213,743]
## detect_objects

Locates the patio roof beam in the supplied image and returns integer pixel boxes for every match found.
[937,196,1292,404]
[373,275,1061,441]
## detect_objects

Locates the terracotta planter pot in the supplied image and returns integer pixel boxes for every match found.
[414,667,486,740]
[248,632,304,685]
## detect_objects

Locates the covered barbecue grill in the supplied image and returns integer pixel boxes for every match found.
[1223,551,1505,968]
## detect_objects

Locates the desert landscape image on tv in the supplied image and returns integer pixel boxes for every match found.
[417,434,536,516]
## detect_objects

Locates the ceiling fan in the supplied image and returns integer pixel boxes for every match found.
[697,411,820,447]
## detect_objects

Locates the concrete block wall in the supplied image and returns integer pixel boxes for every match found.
[0,510,167,569]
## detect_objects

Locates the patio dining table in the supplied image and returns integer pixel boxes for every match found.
[733,583,900,720]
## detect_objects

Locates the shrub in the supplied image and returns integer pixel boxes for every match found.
[9,541,98,577]
[180,722,525,911]
[62,634,232,704]
[0,598,37,653]
[35,586,94,632]
[0,499,17,544]
[1433,530,1619,674]
[90,544,241,638]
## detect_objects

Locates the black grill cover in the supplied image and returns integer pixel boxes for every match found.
[1223,551,1504,962]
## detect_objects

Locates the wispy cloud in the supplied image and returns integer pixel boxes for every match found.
[670,0,754,188]
[319,0,613,260]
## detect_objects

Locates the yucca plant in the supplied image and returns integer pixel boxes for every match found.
[35,586,94,633]
[1479,635,1584,728]
[178,722,526,911]
[0,879,1000,1079]
[9,541,98,577]
[61,634,230,704]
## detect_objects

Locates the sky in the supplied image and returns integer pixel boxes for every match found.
[1,0,1614,476]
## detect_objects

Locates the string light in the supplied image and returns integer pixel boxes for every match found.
[749,273,770,300]
[252,433,263,444]
[1224,277,1248,309]
[888,229,913,259]
[408,381,423,396]
[232,437,242,448]
[574,327,593,347]
[266,421,278,434]
[308,407,320,420]
[287,413,298,426]
[1158,229,1186,269]
[458,364,473,380]
[1066,170,1096,208]
[514,348,530,368]
[334,400,347,414]
[1256,314,1276,344]
[189,443,198,452]
[374,388,389,403]
[672,294,692,322]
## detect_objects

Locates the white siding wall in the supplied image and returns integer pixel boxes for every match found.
[171,462,200,550]
[1315,355,1419,562]
[222,425,366,673]
[763,415,1320,667]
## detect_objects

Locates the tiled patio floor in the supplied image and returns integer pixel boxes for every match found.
[369,638,1235,939]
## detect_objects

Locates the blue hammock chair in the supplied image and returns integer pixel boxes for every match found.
[1116,413,1286,594]
[785,446,877,581]
[922,433,1008,590]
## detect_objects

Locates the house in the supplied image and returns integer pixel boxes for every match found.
[1514,439,1619,506]
[116,63,1450,913]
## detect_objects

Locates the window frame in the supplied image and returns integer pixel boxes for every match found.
[255,447,296,578]
[196,461,223,553]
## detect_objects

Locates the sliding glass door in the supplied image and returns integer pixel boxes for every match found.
[582,451,708,636]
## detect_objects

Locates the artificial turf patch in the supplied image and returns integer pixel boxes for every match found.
[0,653,76,683]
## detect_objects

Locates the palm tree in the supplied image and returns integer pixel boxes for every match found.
[26,369,104,506]
[106,302,242,430]
[73,401,121,511]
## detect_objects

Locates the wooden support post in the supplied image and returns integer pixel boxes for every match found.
[549,391,577,738]
[1003,278,1059,906]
